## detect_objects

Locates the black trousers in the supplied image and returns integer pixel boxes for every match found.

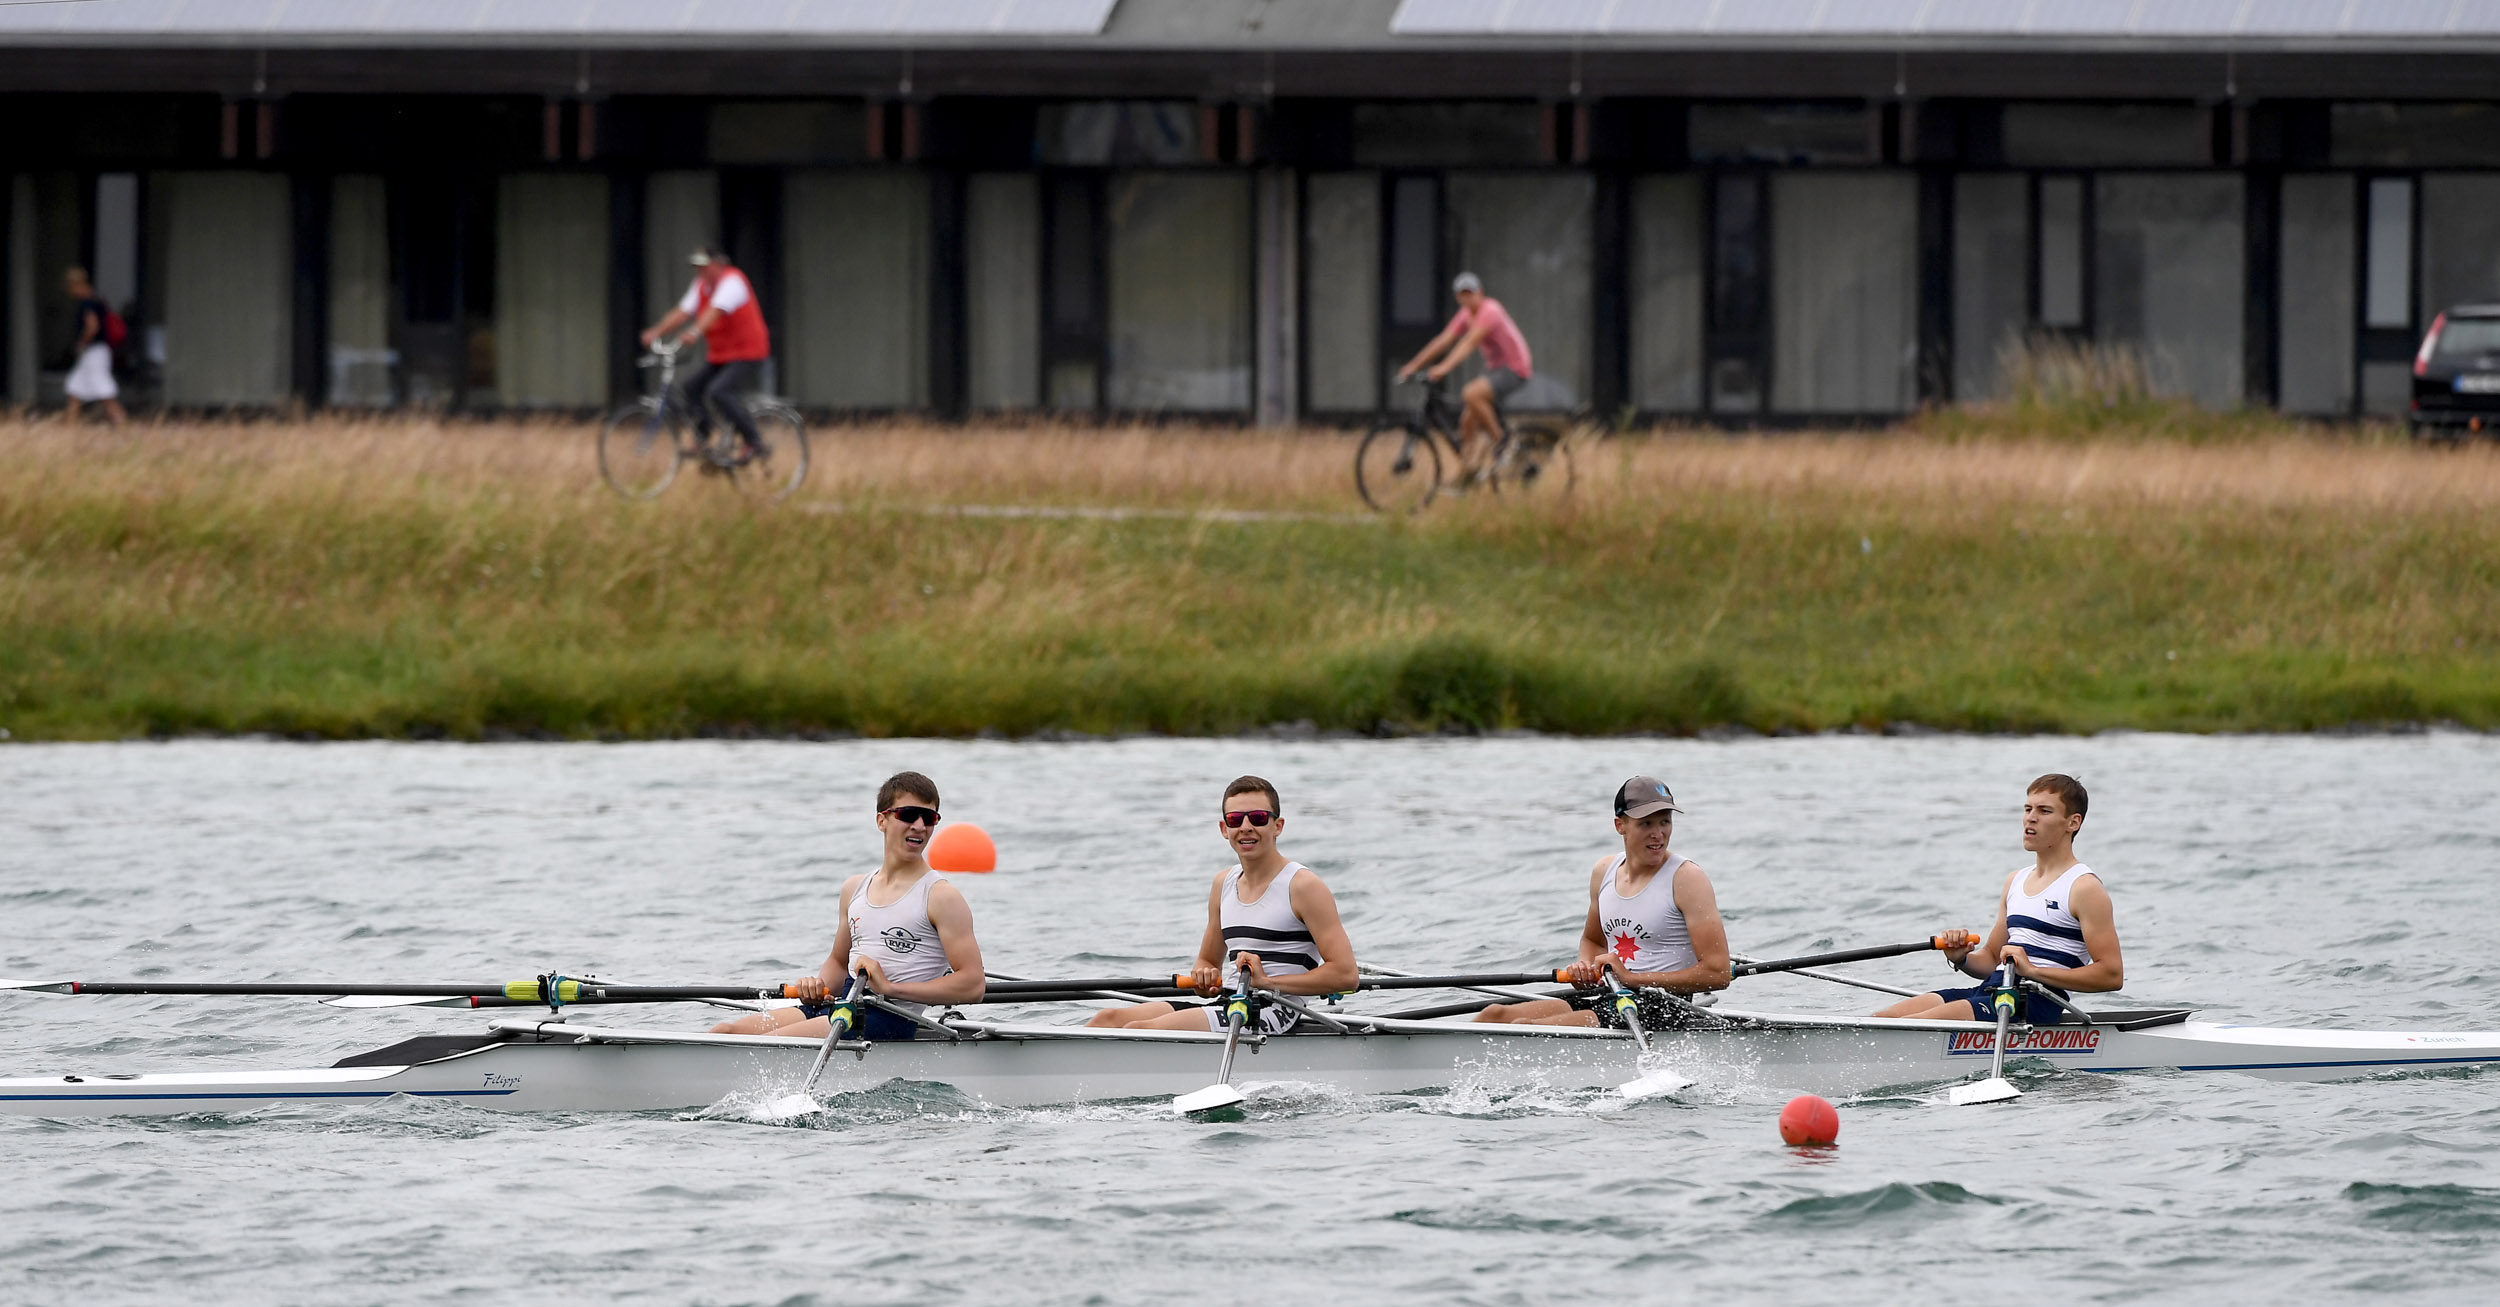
[672,358,764,448]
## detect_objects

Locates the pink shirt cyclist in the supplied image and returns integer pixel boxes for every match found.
[1395,271,1534,480]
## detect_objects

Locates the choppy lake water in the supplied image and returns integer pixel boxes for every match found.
[5,735,2500,1304]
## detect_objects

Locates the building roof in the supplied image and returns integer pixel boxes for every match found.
[0,0,1120,44]
[5,0,2496,48]
[1392,0,2500,44]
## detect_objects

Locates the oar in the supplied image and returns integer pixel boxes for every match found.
[1947,959,2024,1106]
[2,977,803,1003]
[4,970,1572,1004]
[1358,961,1557,1006]
[1727,953,1919,1000]
[1600,971,1693,1101]
[763,970,870,1120]
[1173,967,1257,1116]
[1729,938,1956,979]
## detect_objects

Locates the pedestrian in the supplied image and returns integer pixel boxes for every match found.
[62,267,127,427]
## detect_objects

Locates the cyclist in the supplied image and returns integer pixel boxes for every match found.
[1394,272,1532,483]
[639,246,771,461]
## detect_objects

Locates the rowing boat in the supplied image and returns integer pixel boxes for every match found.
[9,1002,2497,1117]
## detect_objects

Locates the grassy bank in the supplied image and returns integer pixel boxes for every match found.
[2,414,2497,739]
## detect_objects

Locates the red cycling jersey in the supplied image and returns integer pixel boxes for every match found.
[679,269,771,364]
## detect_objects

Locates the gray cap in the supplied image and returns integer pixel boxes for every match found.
[688,247,718,266]
[1614,775,1681,819]
[1451,271,1482,294]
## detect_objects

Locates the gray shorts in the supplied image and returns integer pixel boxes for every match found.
[1484,368,1529,402]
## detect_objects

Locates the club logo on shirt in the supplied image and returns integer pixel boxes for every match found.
[881,926,920,954]
[1604,919,1650,962]
[2047,900,2060,911]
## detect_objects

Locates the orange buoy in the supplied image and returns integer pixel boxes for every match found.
[1778,1094,1840,1146]
[926,822,997,873]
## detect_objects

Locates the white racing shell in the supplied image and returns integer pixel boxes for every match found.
[7,1005,2500,1117]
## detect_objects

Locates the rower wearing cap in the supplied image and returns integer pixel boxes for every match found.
[711,770,985,1042]
[1087,775,1358,1035]
[1876,773,2123,1025]
[1475,776,1732,1028]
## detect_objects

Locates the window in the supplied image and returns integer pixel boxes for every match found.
[2364,177,2413,330]
[1387,176,1441,329]
[2037,175,2087,329]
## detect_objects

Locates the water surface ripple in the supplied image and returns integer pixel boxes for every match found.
[5,735,2499,1303]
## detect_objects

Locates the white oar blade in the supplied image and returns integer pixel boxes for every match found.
[323,994,472,1009]
[759,1091,823,1121]
[1173,1083,1246,1115]
[1947,1076,2022,1107]
[1618,1069,1692,1101]
[0,978,72,993]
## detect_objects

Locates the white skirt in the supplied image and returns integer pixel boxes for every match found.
[65,343,117,401]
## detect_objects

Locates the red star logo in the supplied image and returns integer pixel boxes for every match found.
[1612,933,1638,962]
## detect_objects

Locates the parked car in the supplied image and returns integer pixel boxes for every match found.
[2412,305,2500,439]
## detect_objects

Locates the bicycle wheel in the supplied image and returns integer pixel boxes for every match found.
[1490,420,1578,503]
[598,399,684,500]
[1355,418,1444,513]
[731,405,810,502]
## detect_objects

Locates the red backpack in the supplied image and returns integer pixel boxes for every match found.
[101,306,128,349]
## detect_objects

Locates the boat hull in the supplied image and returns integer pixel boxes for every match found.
[5,1012,2497,1117]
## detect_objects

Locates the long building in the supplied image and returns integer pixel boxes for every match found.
[5,0,2498,423]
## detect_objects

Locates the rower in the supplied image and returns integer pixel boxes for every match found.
[1087,775,1357,1034]
[1475,776,1731,1028]
[711,770,985,1041]
[1876,773,2123,1024]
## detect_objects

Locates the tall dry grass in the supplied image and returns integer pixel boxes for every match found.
[3,412,2497,738]
[26,410,2496,514]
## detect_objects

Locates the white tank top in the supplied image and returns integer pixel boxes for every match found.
[847,870,951,1014]
[2003,863,2097,974]
[1218,862,1319,987]
[1596,853,1697,974]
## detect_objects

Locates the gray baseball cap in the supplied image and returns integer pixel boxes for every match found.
[1451,271,1482,294]
[1614,775,1681,819]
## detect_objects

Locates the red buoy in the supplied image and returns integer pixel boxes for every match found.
[1778,1094,1840,1146]
[926,823,997,873]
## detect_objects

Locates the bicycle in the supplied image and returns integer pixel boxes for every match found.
[598,340,810,502]
[1354,375,1577,514]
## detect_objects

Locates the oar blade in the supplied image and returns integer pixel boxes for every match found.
[323,994,472,1009]
[0,978,74,994]
[1947,1076,2022,1106]
[759,1091,824,1121]
[1618,1069,1692,1101]
[1173,1083,1246,1115]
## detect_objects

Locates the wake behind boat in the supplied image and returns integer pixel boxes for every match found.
[8,991,2500,1117]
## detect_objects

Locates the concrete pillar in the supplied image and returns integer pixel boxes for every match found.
[5,175,32,406]
[1254,166,1298,427]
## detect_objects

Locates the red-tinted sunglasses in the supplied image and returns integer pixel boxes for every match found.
[881,805,941,827]
[1221,810,1275,829]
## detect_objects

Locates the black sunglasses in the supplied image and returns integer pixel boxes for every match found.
[882,805,941,827]
[1221,810,1275,829]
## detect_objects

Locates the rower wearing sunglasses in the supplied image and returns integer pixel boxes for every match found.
[1086,775,1358,1035]
[1474,776,1732,1028]
[710,770,985,1041]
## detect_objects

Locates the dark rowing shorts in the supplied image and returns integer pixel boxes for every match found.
[799,999,919,1042]
[1484,367,1528,402]
[1569,987,1703,1032]
[1931,985,2068,1027]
